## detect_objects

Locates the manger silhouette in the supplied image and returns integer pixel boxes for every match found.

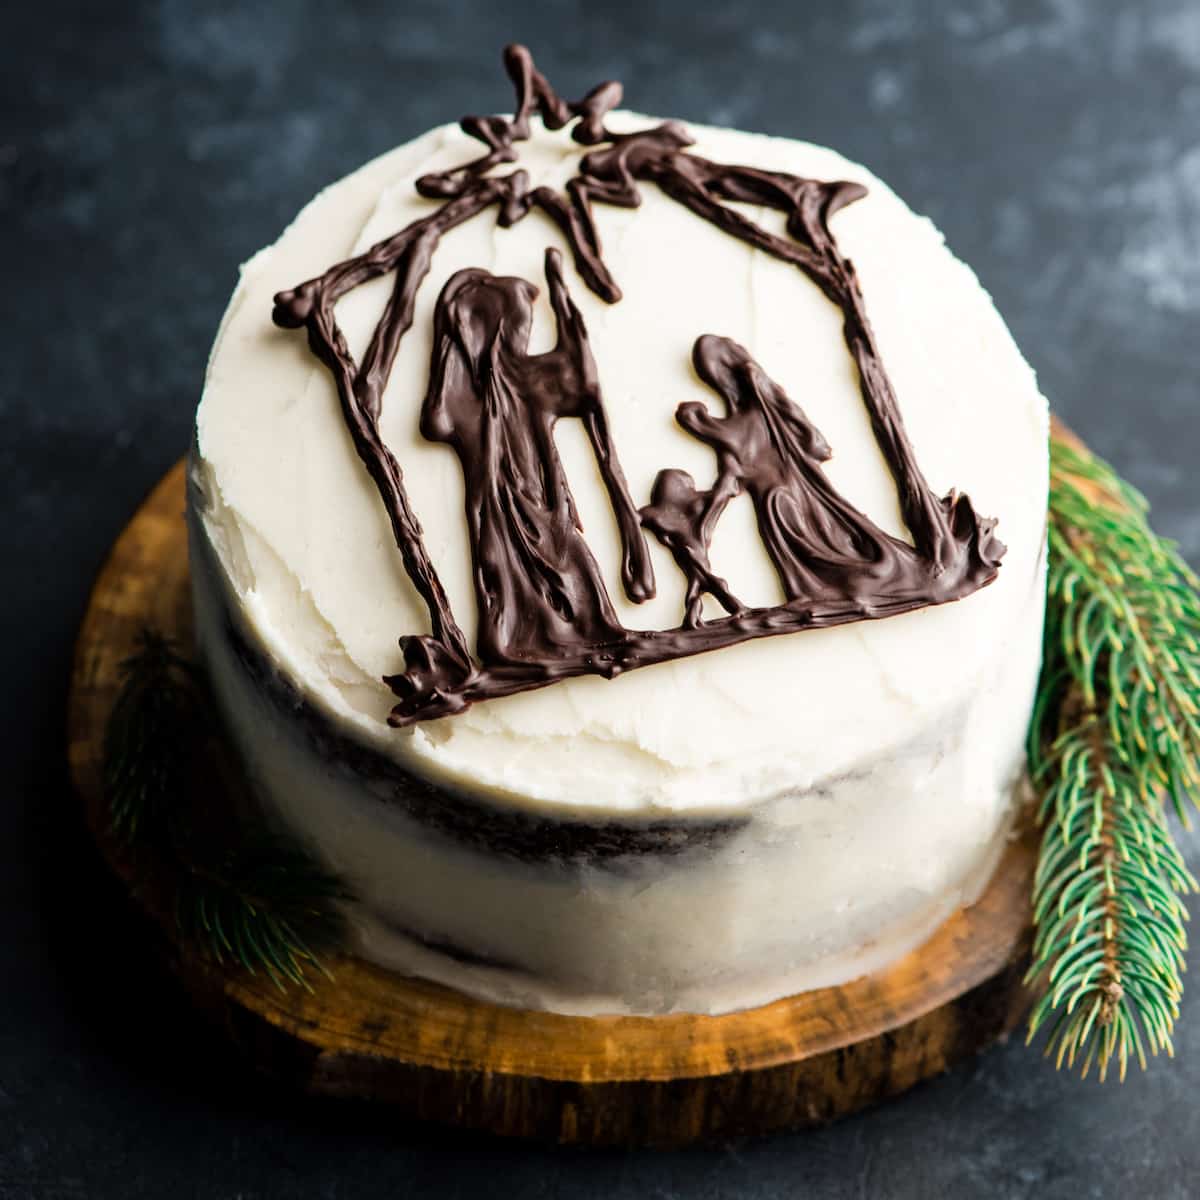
[271,45,1004,726]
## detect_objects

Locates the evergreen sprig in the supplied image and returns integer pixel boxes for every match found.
[1027,438,1200,1079]
[174,839,343,989]
[103,630,348,990]
[104,630,207,844]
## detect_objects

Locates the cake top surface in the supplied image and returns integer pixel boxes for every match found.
[194,48,1048,814]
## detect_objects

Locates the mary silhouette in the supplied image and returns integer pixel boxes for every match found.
[668,334,923,605]
[420,248,653,667]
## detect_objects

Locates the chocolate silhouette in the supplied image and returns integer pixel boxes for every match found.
[416,249,641,669]
[639,469,742,629]
[272,45,1005,726]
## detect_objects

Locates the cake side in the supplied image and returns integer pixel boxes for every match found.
[190,483,1044,1014]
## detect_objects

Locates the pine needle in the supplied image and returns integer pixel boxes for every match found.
[102,631,348,987]
[104,630,206,844]
[1027,439,1200,1079]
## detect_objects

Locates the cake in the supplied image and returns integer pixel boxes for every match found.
[187,46,1048,1016]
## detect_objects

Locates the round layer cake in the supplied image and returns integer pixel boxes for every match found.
[188,50,1048,1016]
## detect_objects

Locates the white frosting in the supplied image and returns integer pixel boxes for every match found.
[194,113,1048,818]
[190,111,1048,1014]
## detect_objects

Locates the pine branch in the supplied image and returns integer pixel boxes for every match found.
[104,630,207,844]
[174,839,345,991]
[1027,438,1200,1079]
[102,630,348,988]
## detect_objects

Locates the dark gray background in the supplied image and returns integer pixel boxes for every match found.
[5,1,1200,1196]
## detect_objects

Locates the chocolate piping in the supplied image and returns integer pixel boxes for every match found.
[271,45,1005,726]
[417,247,647,673]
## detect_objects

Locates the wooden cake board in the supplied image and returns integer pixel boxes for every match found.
[67,457,1038,1147]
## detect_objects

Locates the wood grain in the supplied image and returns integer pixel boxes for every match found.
[67,455,1041,1147]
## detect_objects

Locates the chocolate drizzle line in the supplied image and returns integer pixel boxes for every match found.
[271,44,1005,727]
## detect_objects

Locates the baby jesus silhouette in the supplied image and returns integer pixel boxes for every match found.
[639,470,743,628]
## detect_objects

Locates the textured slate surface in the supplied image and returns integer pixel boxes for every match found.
[4,1,1200,1195]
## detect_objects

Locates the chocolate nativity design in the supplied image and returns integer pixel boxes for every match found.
[272,44,1005,725]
